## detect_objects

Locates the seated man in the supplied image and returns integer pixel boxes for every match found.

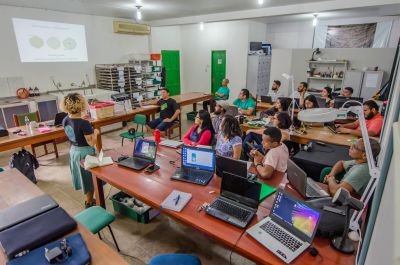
[233,88,256,116]
[212,101,230,136]
[202,78,230,113]
[250,127,289,179]
[322,138,380,197]
[341,87,353,97]
[268,80,284,102]
[145,88,181,135]
[290,82,310,108]
[336,100,383,137]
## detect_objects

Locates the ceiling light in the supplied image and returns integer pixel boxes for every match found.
[136,6,142,20]
[312,14,318,27]
[136,0,142,4]
[258,0,264,4]
[200,22,204,31]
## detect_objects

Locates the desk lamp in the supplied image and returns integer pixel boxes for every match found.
[331,188,364,253]
[297,101,381,239]
[310,48,321,61]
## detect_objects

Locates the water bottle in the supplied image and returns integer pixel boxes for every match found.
[154,129,161,144]
[24,116,30,133]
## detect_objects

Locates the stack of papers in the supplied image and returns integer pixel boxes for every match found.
[160,190,192,212]
[84,150,113,170]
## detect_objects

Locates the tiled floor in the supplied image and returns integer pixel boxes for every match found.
[0,105,256,265]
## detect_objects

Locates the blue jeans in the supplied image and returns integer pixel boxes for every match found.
[147,117,174,131]
[242,132,263,160]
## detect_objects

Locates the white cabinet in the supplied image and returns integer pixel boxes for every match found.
[246,54,271,96]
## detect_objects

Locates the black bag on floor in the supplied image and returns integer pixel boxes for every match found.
[9,149,39,184]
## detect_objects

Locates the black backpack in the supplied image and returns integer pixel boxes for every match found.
[9,149,39,184]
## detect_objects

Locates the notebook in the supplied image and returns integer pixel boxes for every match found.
[161,190,192,212]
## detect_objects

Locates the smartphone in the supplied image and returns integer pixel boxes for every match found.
[145,164,160,173]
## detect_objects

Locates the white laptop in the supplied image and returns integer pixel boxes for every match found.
[247,189,321,264]
[160,139,183,148]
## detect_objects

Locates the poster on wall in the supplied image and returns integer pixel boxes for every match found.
[325,23,377,48]
[12,18,88,62]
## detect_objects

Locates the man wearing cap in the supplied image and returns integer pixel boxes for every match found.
[213,101,230,136]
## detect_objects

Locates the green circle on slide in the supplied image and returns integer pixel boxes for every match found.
[47,37,61,49]
[63,37,77,50]
[29,36,44,48]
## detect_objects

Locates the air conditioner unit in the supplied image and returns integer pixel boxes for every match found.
[113,21,151,35]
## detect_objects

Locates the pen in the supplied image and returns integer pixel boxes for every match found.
[174,194,180,205]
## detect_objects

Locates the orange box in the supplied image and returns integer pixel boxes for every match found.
[150,53,161,60]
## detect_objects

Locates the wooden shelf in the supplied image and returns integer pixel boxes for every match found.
[307,77,343,81]
[308,60,347,64]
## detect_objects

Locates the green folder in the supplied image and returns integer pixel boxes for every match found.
[256,180,277,201]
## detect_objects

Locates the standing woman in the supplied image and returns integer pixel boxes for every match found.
[216,115,242,159]
[183,110,214,146]
[61,93,99,208]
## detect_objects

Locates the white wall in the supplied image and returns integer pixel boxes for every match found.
[266,16,400,49]
[0,5,149,96]
[270,48,396,96]
[151,20,256,102]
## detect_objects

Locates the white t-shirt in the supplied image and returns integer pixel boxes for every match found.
[263,143,289,173]
[290,91,310,99]
[268,90,284,102]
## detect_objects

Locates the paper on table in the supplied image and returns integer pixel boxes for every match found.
[142,105,158,109]
[37,127,51,133]
[84,149,113,170]
[161,190,192,212]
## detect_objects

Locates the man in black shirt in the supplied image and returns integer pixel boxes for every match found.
[145,88,181,134]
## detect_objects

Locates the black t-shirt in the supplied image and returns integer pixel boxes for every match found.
[158,98,180,120]
[62,116,94,147]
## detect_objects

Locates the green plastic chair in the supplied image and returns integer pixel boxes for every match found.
[74,206,120,252]
[119,114,146,146]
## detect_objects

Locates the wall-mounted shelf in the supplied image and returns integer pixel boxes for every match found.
[307,60,348,91]
[308,77,343,81]
[308,60,347,64]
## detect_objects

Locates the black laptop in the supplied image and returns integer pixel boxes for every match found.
[118,138,157,170]
[260,95,273,103]
[216,155,256,179]
[205,171,261,228]
[171,145,215,186]
[0,194,58,232]
[54,112,68,127]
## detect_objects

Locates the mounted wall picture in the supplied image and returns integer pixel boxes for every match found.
[325,23,377,48]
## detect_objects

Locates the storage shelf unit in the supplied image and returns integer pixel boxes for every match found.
[307,60,348,93]
[95,59,161,107]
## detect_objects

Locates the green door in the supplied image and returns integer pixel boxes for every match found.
[211,50,226,94]
[161,50,181,96]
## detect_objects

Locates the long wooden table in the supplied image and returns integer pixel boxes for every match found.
[0,92,212,153]
[0,169,128,265]
[90,143,355,265]
[241,121,357,147]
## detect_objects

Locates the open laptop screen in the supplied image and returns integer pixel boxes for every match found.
[221,172,260,209]
[134,138,157,161]
[182,145,215,171]
[271,190,320,240]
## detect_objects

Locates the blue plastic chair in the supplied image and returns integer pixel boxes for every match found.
[148,254,202,265]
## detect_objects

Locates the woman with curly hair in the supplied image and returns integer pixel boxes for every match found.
[215,115,242,159]
[60,93,99,208]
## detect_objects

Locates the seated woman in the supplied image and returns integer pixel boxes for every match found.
[320,86,333,108]
[303,94,319,109]
[259,97,289,118]
[215,115,242,159]
[183,110,214,146]
[242,112,291,160]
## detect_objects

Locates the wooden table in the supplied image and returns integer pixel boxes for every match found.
[0,92,212,153]
[0,169,128,265]
[90,143,355,265]
[256,102,300,113]
[241,122,357,147]
[0,126,65,152]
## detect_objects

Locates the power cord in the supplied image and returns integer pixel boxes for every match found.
[309,246,324,262]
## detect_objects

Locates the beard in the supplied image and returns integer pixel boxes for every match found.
[214,110,221,115]
[272,87,277,91]
[365,112,374,120]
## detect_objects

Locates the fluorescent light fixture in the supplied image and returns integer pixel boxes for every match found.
[199,22,204,31]
[136,6,142,20]
[312,14,318,27]
[258,0,264,4]
[136,0,142,4]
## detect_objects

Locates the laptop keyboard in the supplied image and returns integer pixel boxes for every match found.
[210,199,251,222]
[260,221,302,252]
[306,179,327,197]
[184,169,212,181]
